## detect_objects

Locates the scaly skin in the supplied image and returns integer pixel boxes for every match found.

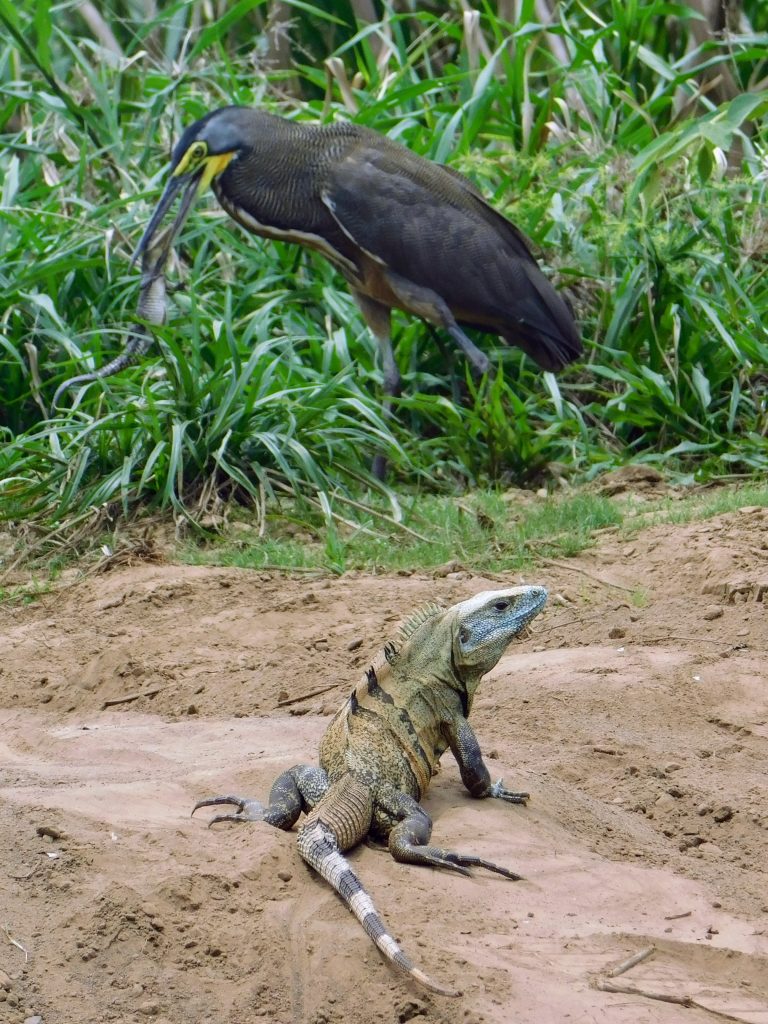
[193,585,547,997]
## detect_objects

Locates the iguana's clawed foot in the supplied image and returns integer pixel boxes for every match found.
[490,778,529,804]
[440,851,523,881]
[192,795,266,826]
[421,853,473,877]
[392,845,523,880]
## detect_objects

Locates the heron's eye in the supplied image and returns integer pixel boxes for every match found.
[189,141,207,163]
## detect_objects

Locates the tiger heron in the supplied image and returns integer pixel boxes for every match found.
[77,108,581,468]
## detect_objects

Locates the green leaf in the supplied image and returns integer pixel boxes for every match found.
[691,364,711,410]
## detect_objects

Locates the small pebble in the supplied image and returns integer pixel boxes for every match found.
[397,998,427,1023]
[655,793,676,811]
[277,870,292,883]
[679,835,704,851]
[702,605,724,621]
[713,805,734,823]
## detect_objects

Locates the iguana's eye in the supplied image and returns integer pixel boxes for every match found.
[493,600,509,611]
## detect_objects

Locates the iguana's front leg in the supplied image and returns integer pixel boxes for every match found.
[192,764,329,828]
[448,718,529,804]
[378,787,522,880]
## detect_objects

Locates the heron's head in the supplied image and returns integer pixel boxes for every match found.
[133,106,254,268]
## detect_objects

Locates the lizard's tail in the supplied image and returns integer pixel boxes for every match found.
[52,326,154,406]
[297,819,460,997]
[53,254,167,406]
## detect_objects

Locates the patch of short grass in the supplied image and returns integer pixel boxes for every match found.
[0,577,55,605]
[5,481,765,600]
[619,482,768,538]
[183,490,624,574]
[182,482,768,576]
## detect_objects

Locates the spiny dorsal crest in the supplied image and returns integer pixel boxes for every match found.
[397,601,444,644]
[362,602,445,681]
[370,598,448,671]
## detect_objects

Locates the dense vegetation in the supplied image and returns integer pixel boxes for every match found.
[1,0,767,543]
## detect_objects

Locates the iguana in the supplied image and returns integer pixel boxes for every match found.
[193,585,547,997]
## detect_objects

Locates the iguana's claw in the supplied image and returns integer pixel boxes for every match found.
[192,795,266,826]
[443,851,523,881]
[429,854,473,877]
[490,778,529,804]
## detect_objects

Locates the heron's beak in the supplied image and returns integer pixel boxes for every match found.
[132,167,205,273]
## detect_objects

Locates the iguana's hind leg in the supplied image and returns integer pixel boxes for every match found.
[381,790,523,881]
[297,774,459,997]
[192,764,329,828]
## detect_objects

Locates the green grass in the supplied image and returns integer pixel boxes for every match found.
[618,480,768,535]
[182,481,768,575]
[3,480,767,594]
[183,490,623,574]
[1,0,767,556]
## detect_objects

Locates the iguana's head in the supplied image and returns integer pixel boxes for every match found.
[451,585,547,680]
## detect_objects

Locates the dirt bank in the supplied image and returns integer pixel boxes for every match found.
[1,504,767,1023]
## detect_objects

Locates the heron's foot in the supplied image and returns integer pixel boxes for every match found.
[192,794,266,827]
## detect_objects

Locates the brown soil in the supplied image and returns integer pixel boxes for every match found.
[1,500,767,1024]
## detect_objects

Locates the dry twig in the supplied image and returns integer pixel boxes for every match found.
[101,686,163,709]
[606,945,655,977]
[594,945,756,1023]
[277,682,339,707]
[536,556,636,593]
[595,979,755,1022]
[3,923,29,962]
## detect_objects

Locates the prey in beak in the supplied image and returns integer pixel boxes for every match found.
[52,119,236,404]
[132,133,237,275]
[132,167,204,273]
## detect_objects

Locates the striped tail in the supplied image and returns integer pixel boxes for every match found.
[53,259,165,405]
[52,325,154,406]
[297,819,460,997]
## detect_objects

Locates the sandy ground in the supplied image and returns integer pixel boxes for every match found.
[1,496,767,1024]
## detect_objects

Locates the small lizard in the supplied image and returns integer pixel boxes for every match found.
[194,585,547,996]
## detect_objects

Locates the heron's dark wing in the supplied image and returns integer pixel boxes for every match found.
[321,144,580,369]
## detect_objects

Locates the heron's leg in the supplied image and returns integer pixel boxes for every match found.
[353,291,401,400]
[382,270,492,378]
[352,291,399,480]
